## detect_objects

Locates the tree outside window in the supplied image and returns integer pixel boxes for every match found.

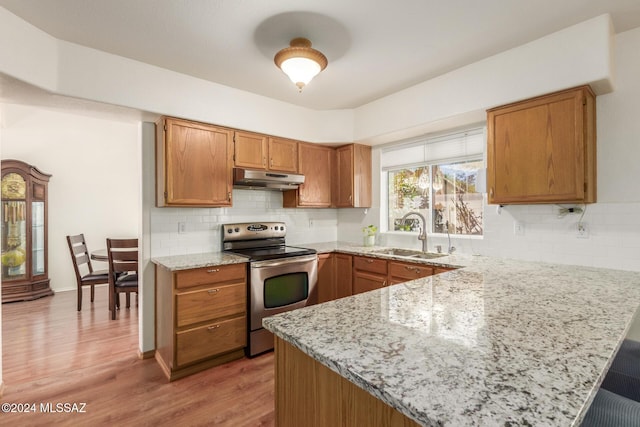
[388,160,483,236]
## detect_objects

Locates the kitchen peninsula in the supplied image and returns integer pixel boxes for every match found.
[264,254,640,426]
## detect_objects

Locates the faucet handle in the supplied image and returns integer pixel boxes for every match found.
[448,246,456,254]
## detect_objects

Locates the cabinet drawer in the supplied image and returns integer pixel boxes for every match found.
[175,263,246,289]
[176,316,246,367]
[388,262,433,281]
[176,282,246,328]
[434,267,455,275]
[353,256,387,275]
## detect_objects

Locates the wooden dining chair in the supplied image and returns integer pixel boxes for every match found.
[66,234,109,311]
[106,238,139,320]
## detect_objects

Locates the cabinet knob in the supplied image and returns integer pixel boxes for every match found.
[227,192,231,201]
[207,268,220,273]
[489,188,494,197]
[270,158,274,167]
[207,288,220,294]
[207,324,220,331]
[263,156,266,166]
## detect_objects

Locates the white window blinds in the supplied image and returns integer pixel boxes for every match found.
[381,128,485,170]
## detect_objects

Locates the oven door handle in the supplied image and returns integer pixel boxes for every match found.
[251,254,317,269]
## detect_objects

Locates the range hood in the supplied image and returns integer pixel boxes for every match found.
[233,168,305,191]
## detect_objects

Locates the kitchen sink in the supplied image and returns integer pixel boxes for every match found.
[408,252,447,260]
[371,248,446,259]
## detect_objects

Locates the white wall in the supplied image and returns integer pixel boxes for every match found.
[339,26,640,272]
[0,104,140,292]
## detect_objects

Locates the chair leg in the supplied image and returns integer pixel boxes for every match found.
[77,286,82,311]
[126,293,131,308]
[90,285,95,302]
[111,292,117,320]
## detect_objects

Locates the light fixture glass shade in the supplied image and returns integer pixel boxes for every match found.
[280,57,322,89]
[274,38,327,92]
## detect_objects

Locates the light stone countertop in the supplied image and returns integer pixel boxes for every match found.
[263,255,640,426]
[151,251,248,271]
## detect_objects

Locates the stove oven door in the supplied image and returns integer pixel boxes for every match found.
[249,254,318,332]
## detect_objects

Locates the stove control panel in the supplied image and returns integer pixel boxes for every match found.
[222,222,286,241]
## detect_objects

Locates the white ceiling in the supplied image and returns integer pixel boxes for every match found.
[1,0,640,111]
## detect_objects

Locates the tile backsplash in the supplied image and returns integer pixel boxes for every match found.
[150,189,338,256]
[151,190,640,273]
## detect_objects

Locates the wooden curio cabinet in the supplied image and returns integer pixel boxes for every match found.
[1,160,53,303]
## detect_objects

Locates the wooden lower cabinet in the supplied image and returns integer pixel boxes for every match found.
[353,255,387,295]
[388,261,434,285]
[335,253,353,298]
[434,266,455,275]
[275,336,420,427]
[317,253,336,304]
[155,262,247,381]
[317,253,456,303]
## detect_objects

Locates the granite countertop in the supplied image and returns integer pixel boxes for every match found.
[151,241,469,272]
[151,251,248,271]
[303,241,470,269]
[263,256,640,426]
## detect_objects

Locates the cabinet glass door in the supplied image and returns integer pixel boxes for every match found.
[1,200,27,281]
[32,201,45,275]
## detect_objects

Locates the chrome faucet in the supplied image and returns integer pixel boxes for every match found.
[445,220,456,254]
[401,211,428,253]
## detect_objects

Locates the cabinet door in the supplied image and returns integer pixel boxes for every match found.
[334,145,354,207]
[353,271,386,295]
[487,86,596,204]
[298,143,332,207]
[160,118,233,206]
[234,131,267,170]
[334,144,372,208]
[334,253,353,298]
[317,253,336,304]
[268,137,298,173]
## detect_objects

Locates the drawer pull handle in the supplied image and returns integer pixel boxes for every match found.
[207,268,220,273]
[208,289,220,295]
[366,259,374,263]
[207,325,220,331]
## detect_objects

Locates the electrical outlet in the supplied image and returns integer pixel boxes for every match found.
[178,222,186,234]
[577,222,589,239]
[514,221,525,236]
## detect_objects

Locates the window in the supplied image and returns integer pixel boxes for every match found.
[382,129,484,236]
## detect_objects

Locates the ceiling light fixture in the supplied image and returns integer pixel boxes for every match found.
[274,37,327,92]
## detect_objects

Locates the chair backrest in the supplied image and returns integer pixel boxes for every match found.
[67,234,94,280]
[106,238,139,277]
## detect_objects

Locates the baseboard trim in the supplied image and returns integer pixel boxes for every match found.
[138,349,156,360]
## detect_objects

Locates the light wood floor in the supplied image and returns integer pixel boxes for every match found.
[1,287,275,426]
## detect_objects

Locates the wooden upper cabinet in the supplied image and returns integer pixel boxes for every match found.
[233,132,298,173]
[334,144,372,208]
[283,142,333,208]
[156,117,233,207]
[486,85,596,204]
[234,131,268,170]
[268,137,298,173]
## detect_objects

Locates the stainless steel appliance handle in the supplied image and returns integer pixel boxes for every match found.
[251,254,317,269]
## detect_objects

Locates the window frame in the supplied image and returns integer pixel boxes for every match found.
[380,127,485,238]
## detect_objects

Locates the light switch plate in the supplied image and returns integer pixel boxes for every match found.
[514,221,525,236]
